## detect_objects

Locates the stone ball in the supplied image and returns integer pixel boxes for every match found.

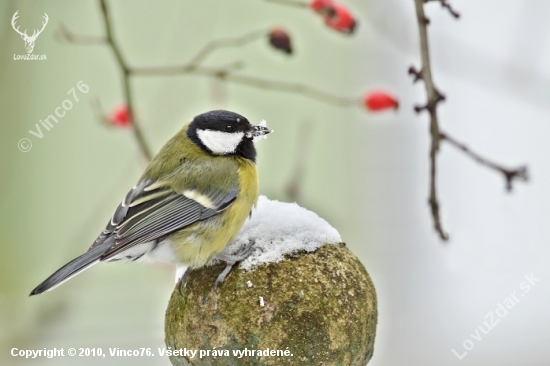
[165,243,377,366]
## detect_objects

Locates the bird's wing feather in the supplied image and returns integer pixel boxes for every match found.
[89,179,238,261]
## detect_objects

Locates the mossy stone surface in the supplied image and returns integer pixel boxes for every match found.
[165,243,377,365]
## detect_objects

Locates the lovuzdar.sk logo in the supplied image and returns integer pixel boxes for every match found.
[12,11,48,61]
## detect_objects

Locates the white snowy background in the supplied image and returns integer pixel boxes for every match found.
[361,1,550,365]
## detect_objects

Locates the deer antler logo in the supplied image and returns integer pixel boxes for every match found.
[11,11,49,54]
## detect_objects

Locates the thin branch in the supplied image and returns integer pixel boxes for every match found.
[265,0,309,8]
[133,65,360,107]
[131,60,245,76]
[130,30,263,76]
[60,2,154,159]
[57,23,106,44]
[99,0,152,160]
[425,0,460,19]
[411,0,448,240]
[60,1,360,158]
[130,63,195,75]
[224,73,361,107]
[412,0,529,241]
[187,29,267,67]
[440,133,529,191]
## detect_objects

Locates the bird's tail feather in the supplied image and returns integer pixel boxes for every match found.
[29,239,113,296]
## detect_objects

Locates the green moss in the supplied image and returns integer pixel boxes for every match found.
[165,243,377,366]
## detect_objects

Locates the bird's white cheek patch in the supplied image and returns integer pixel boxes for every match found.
[197,129,244,155]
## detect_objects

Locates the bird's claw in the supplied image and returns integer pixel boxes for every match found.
[213,263,234,293]
[211,240,256,293]
[177,267,193,296]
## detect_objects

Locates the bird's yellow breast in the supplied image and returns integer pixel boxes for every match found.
[170,157,258,267]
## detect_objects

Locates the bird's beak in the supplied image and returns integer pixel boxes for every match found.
[247,123,273,139]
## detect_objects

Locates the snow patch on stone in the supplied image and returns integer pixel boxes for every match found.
[225,196,342,271]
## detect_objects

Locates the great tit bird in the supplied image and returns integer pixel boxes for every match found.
[30,110,271,296]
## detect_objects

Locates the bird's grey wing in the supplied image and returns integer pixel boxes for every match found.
[88,179,238,260]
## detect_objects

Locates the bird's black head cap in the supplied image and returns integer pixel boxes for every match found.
[187,110,257,162]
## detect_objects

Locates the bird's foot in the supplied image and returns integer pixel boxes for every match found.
[212,240,255,293]
[177,267,193,296]
[213,263,234,293]
[215,240,255,263]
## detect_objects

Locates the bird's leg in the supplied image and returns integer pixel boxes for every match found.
[213,263,234,293]
[215,241,255,262]
[177,267,193,296]
[212,240,255,293]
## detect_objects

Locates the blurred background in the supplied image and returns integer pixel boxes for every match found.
[1,0,550,365]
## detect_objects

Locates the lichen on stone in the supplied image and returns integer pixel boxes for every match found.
[165,243,377,366]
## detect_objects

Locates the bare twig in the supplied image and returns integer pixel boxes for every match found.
[131,60,245,76]
[133,65,360,107]
[440,133,529,191]
[187,29,267,67]
[411,0,528,241]
[99,21,360,106]
[57,23,106,44]
[425,0,460,19]
[265,0,309,8]
[224,74,361,107]
[60,2,155,159]
[129,29,262,76]
[411,0,448,240]
[60,0,361,159]
[99,0,152,160]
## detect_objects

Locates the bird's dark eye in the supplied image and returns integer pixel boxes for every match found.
[225,125,233,132]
